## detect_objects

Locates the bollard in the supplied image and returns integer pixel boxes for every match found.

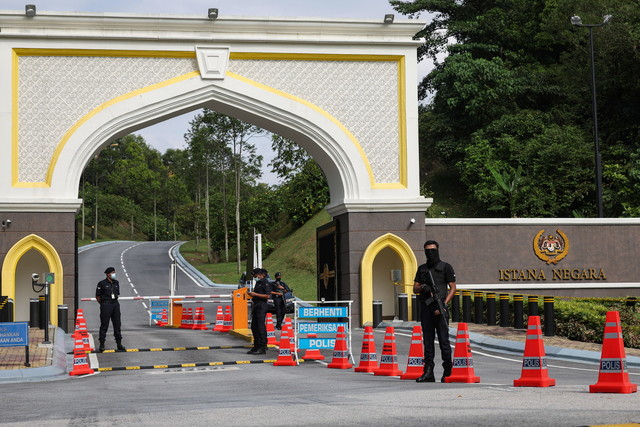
[486,293,496,326]
[38,295,46,329]
[462,290,472,323]
[513,295,524,329]
[0,298,14,322]
[397,293,408,322]
[543,296,555,337]
[451,291,460,323]
[58,305,69,333]
[474,291,484,324]
[411,294,421,321]
[372,300,383,328]
[528,295,538,316]
[30,297,40,328]
[499,294,510,327]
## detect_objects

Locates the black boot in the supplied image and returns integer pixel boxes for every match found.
[416,362,436,383]
[247,346,259,354]
[98,341,105,353]
[116,341,126,351]
[441,361,453,382]
[253,346,267,355]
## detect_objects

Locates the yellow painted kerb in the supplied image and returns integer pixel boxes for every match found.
[1,234,64,326]
[360,233,417,325]
[11,49,198,188]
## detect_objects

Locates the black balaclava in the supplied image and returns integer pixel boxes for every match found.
[424,240,440,268]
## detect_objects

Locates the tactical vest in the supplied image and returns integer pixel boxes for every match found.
[419,261,448,303]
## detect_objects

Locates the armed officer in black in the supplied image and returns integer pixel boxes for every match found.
[270,272,291,330]
[247,268,271,355]
[95,267,126,353]
[413,240,457,382]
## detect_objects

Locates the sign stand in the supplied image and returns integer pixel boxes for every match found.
[293,300,353,365]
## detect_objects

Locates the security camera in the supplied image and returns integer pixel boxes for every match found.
[31,273,40,283]
[6,219,10,226]
[410,218,416,224]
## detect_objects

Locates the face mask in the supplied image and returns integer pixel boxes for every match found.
[425,248,440,267]
[110,273,116,279]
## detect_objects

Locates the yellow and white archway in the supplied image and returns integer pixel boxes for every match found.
[1,234,63,325]
[360,233,418,325]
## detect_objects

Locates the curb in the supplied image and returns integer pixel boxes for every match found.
[0,327,68,383]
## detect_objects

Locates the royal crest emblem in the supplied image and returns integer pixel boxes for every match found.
[533,229,570,264]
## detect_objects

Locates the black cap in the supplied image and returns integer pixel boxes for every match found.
[275,272,282,277]
[260,268,268,275]
[251,268,261,276]
[104,267,115,274]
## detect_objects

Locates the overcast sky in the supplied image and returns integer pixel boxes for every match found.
[2,1,431,184]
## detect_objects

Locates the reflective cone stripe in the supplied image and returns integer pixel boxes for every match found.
[302,333,325,360]
[212,306,224,331]
[266,313,277,345]
[590,311,637,393]
[514,316,555,387]
[69,336,94,376]
[221,306,233,332]
[445,323,480,383]
[328,326,352,369]
[273,335,297,366]
[192,307,208,330]
[373,326,403,376]
[354,326,378,373]
[400,325,425,380]
[283,318,295,351]
[157,309,168,327]
[179,308,189,329]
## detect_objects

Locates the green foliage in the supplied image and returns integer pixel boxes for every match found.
[393,0,640,217]
[554,299,640,348]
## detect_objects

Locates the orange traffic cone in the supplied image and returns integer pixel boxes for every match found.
[283,318,295,351]
[192,307,208,330]
[266,313,278,346]
[354,326,378,373]
[73,311,93,353]
[400,325,425,380]
[221,306,233,332]
[590,311,637,393]
[212,306,224,331]
[373,326,403,376]
[445,322,480,383]
[179,307,188,329]
[69,336,94,376]
[514,316,555,387]
[273,334,297,366]
[157,309,168,327]
[302,333,325,360]
[328,326,352,369]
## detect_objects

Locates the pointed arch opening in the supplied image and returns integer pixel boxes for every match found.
[2,234,64,325]
[360,233,417,325]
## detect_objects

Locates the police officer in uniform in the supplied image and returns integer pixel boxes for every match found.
[413,240,457,382]
[95,267,126,353]
[247,268,271,355]
[270,272,291,330]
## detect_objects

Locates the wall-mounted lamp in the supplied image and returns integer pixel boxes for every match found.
[25,4,36,17]
[1,219,11,229]
[383,14,394,24]
[208,8,218,20]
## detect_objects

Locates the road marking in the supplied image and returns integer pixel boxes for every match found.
[119,243,150,317]
[98,359,277,372]
[95,345,252,353]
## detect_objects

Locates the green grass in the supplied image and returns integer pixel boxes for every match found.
[179,210,332,301]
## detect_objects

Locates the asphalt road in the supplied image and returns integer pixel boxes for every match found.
[2,241,639,426]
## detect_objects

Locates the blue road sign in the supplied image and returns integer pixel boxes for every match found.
[0,322,29,347]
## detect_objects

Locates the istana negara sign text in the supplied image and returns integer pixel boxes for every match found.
[498,229,606,282]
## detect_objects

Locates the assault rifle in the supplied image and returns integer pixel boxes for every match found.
[426,270,449,327]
